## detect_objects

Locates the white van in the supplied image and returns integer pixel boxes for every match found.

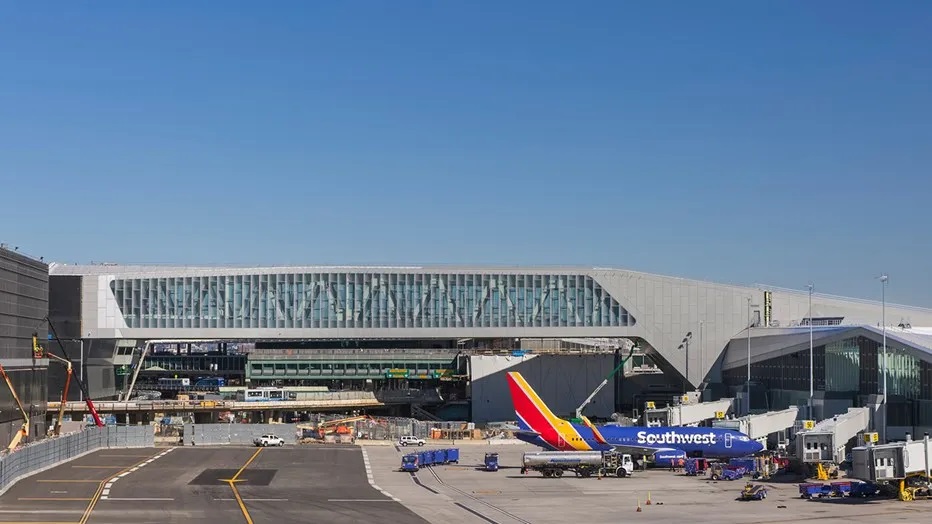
[399,435,425,447]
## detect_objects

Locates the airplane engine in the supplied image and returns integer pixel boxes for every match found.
[652,449,687,468]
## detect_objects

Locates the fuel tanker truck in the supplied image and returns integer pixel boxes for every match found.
[521,451,635,478]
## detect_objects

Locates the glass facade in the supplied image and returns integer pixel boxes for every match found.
[110,272,634,330]
[725,335,932,427]
[824,339,860,392]
[881,347,921,399]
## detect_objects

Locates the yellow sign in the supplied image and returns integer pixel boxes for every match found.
[863,432,879,443]
[803,420,815,430]
[714,411,725,419]
[645,401,656,409]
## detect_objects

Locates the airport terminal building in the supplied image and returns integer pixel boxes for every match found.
[46,263,932,431]
[0,246,49,444]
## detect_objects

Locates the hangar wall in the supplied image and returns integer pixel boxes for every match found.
[469,354,615,423]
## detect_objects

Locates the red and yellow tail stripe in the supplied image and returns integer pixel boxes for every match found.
[506,372,592,451]
[579,415,609,446]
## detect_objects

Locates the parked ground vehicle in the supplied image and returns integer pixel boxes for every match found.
[741,483,768,501]
[798,481,879,499]
[399,448,460,472]
[484,452,499,472]
[709,463,746,480]
[685,458,709,476]
[254,434,285,447]
[399,435,426,447]
[521,451,634,478]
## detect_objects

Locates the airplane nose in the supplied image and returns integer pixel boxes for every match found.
[751,440,764,453]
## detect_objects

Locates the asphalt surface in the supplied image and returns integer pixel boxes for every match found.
[0,446,429,524]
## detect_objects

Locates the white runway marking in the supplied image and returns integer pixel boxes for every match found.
[360,448,401,502]
[103,497,176,501]
[100,448,175,500]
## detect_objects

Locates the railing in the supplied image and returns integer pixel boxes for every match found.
[247,348,459,360]
[50,392,386,413]
[0,426,154,497]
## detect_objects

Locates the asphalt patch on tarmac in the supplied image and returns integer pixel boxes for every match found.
[188,468,277,486]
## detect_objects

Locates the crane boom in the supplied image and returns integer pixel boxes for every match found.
[35,324,104,428]
[573,344,637,421]
[40,347,73,436]
[0,363,29,450]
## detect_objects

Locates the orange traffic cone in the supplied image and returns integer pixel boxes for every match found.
[646,491,652,505]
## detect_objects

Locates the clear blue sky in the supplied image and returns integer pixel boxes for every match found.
[1,2,930,307]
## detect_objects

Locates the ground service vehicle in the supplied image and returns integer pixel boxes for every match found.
[485,452,500,472]
[710,463,746,481]
[521,451,634,478]
[399,435,425,446]
[254,434,285,447]
[399,448,460,472]
[741,483,768,501]
[685,457,709,476]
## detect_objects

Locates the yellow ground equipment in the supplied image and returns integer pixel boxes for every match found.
[0,363,29,450]
[316,415,369,438]
[815,462,838,481]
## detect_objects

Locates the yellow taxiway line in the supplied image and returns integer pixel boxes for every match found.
[220,448,264,524]
[78,451,163,524]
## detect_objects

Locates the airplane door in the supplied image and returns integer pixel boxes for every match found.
[724,433,733,449]
[557,433,566,449]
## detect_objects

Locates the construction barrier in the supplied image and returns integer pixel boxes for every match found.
[181,423,301,446]
[0,425,154,496]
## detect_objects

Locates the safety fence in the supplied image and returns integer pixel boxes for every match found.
[182,423,300,446]
[0,425,154,496]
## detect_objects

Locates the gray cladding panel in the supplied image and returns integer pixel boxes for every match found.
[469,354,615,423]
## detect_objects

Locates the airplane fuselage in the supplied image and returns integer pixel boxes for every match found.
[516,420,761,459]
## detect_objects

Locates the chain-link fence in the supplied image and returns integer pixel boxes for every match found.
[0,425,154,497]
[182,423,300,446]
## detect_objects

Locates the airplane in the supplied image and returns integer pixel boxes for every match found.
[506,371,763,464]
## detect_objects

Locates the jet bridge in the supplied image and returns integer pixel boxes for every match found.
[643,397,735,427]
[851,433,931,482]
[796,407,871,464]
[712,407,799,445]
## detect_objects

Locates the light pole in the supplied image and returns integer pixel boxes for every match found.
[699,320,704,388]
[879,273,888,442]
[746,297,759,414]
[808,283,814,420]
[678,332,693,393]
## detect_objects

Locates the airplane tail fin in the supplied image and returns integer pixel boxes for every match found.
[506,371,561,432]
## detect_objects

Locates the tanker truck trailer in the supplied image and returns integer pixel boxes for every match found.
[521,450,634,478]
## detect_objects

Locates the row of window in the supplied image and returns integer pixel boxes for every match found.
[110,273,635,329]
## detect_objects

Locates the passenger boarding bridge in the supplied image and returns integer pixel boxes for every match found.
[796,406,873,464]
[642,394,735,427]
[712,407,800,448]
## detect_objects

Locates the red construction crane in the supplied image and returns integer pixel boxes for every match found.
[35,325,104,428]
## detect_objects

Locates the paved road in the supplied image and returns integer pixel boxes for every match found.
[0,446,428,524]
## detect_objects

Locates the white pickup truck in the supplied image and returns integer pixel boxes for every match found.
[254,434,285,447]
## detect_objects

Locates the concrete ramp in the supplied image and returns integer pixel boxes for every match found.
[712,407,799,440]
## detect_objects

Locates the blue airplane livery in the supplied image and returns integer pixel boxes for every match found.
[507,371,763,463]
